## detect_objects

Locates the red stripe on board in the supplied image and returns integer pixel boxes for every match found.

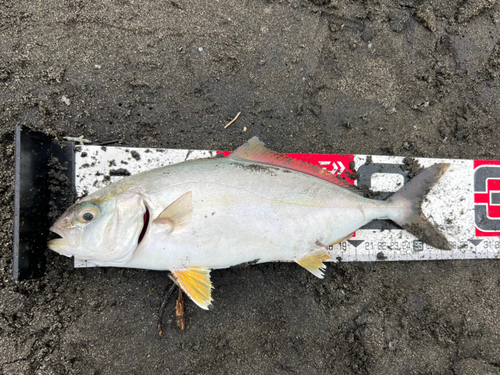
[475,228,500,236]
[474,160,500,168]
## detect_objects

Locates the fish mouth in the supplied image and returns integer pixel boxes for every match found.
[137,205,150,246]
[47,238,72,256]
[47,228,73,257]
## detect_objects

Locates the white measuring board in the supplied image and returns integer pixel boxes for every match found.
[73,145,500,267]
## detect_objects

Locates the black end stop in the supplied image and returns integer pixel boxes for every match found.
[13,126,75,281]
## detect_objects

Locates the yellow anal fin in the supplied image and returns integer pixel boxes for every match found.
[154,191,193,231]
[171,267,213,310]
[296,251,333,279]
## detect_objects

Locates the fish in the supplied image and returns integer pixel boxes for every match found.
[48,137,451,309]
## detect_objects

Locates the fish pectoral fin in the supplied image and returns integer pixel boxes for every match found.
[171,267,213,310]
[295,251,333,279]
[154,191,193,231]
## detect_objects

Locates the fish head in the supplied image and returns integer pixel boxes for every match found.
[48,192,148,265]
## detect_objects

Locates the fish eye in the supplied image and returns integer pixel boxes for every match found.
[78,204,100,223]
[82,212,94,221]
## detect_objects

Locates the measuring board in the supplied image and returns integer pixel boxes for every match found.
[73,145,500,267]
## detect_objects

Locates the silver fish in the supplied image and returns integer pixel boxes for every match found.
[49,137,451,309]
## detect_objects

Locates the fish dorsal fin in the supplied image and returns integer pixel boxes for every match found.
[154,191,193,231]
[296,251,333,279]
[171,267,213,310]
[228,137,361,194]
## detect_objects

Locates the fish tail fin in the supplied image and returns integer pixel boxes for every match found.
[386,163,452,250]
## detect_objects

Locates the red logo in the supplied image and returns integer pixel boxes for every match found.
[285,153,355,182]
[474,160,500,236]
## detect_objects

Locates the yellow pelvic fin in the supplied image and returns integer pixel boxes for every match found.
[154,191,193,231]
[171,267,213,310]
[296,251,333,279]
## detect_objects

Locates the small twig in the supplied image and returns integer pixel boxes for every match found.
[176,289,185,331]
[157,282,177,336]
[224,112,241,129]
[95,139,120,146]
[63,135,92,145]
[169,273,178,285]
